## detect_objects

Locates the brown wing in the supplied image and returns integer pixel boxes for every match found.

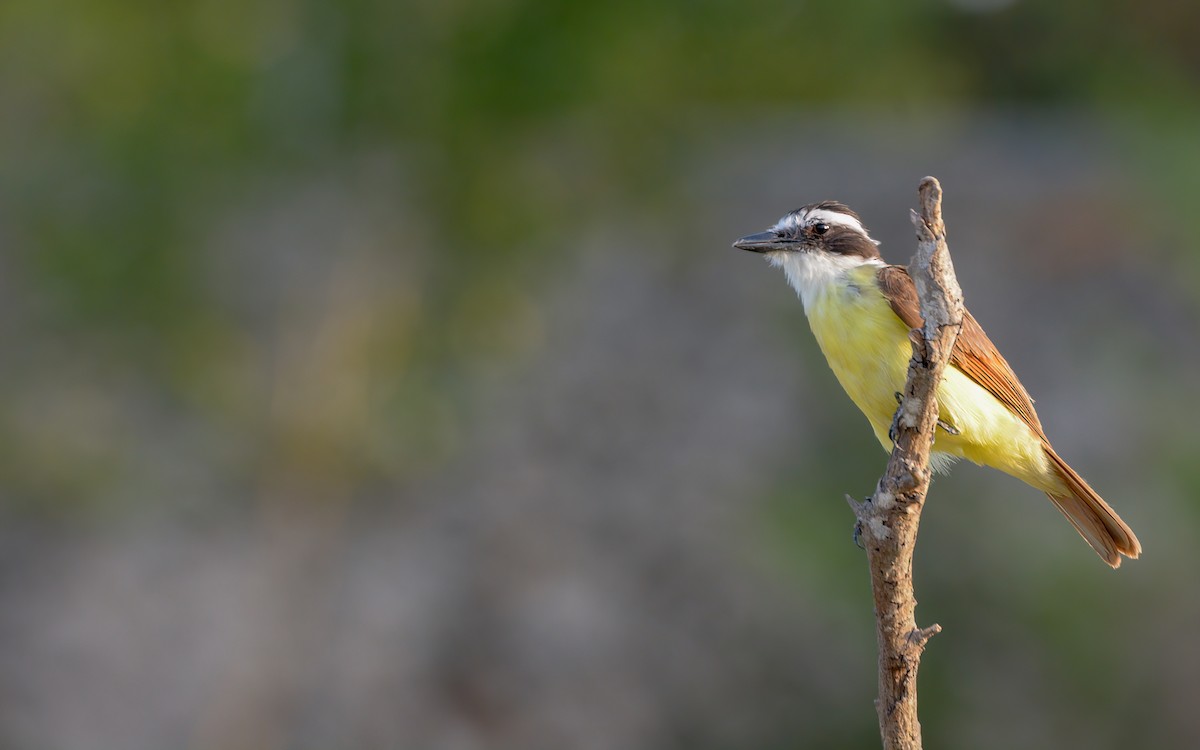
[876,265,1046,439]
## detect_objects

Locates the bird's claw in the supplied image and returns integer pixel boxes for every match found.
[889,403,903,444]
[890,392,960,440]
[851,497,870,550]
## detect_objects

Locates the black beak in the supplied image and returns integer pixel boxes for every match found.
[732,231,799,253]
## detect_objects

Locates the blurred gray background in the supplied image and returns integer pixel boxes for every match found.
[2,1,1199,748]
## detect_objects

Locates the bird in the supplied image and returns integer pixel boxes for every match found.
[734,200,1141,567]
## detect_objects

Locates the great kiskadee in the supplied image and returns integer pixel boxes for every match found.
[735,201,1141,567]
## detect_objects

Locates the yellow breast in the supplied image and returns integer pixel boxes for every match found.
[804,265,1052,488]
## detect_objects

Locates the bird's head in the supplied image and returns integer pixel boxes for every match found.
[733,201,882,263]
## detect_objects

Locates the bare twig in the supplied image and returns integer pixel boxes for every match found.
[848,177,963,750]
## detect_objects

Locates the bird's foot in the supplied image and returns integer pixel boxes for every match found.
[851,497,870,549]
[937,419,960,436]
[889,396,904,443]
[890,391,960,439]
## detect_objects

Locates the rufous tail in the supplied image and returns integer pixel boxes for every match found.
[1044,447,1141,568]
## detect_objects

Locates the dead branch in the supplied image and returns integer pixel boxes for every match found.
[847,176,963,750]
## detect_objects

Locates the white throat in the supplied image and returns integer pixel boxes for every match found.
[767,251,882,314]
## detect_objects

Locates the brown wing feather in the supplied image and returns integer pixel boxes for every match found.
[876,265,1046,439]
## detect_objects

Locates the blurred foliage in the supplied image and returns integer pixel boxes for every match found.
[5,0,1199,325]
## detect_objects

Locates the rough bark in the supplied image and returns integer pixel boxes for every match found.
[846,176,963,750]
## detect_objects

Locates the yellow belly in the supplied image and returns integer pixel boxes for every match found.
[806,266,1053,490]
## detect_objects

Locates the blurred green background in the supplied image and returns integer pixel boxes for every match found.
[2,0,1200,747]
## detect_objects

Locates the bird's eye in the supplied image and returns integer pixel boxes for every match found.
[812,222,830,235]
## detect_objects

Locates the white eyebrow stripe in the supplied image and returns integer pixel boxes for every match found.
[802,209,868,235]
[770,207,877,245]
[771,213,804,231]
